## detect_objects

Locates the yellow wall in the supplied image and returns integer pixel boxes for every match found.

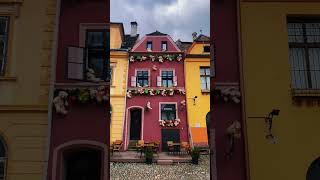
[189,43,210,55]
[185,43,210,145]
[0,0,56,179]
[240,2,320,180]
[110,24,123,49]
[110,24,128,143]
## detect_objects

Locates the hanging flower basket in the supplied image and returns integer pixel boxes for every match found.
[129,54,184,63]
[126,88,185,97]
[159,119,181,127]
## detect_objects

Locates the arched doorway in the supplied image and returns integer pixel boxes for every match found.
[63,148,102,180]
[307,157,320,180]
[129,108,142,141]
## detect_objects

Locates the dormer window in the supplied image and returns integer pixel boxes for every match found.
[146,41,152,51]
[204,45,210,53]
[161,41,167,51]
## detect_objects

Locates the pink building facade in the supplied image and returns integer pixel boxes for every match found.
[123,31,189,151]
[47,0,109,180]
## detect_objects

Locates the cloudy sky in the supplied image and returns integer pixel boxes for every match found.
[111,0,210,42]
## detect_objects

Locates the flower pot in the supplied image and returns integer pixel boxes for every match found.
[146,157,153,164]
[192,157,199,164]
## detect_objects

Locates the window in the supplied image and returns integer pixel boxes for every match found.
[204,45,210,53]
[136,70,149,87]
[0,17,10,76]
[161,41,167,51]
[161,70,174,87]
[288,19,320,89]
[161,104,176,120]
[86,29,108,79]
[146,41,152,51]
[0,137,6,180]
[200,67,210,91]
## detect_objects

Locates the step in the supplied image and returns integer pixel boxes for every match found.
[157,159,173,165]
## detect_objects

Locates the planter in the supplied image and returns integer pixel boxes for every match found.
[146,157,153,164]
[192,157,199,164]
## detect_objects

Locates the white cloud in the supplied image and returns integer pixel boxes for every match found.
[111,0,210,41]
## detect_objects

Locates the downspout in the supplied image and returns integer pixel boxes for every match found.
[120,50,129,150]
[43,0,61,179]
[184,54,193,148]
[236,0,251,180]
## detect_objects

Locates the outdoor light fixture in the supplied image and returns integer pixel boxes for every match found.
[248,109,280,143]
[193,96,197,105]
[187,96,197,105]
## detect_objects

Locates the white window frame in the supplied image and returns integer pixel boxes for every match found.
[159,102,178,121]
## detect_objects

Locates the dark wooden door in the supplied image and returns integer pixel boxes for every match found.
[130,109,142,140]
[65,150,101,180]
[161,129,180,151]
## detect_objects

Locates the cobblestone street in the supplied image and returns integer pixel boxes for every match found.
[110,155,210,180]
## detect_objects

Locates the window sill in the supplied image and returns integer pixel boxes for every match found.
[292,89,320,97]
[0,76,17,82]
[201,89,210,93]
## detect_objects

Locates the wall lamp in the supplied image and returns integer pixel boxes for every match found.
[248,109,280,143]
[188,96,197,105]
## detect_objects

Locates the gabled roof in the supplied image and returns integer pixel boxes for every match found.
[176,40,192,52]
[146,30,167,36]
[121,34,140,49]
[194,34,210,42]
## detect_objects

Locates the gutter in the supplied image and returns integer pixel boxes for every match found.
[43,0,61,179]
[120,52,130,150]
[236,1,251,180]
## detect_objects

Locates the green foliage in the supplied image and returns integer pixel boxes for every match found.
[191,147,201,159]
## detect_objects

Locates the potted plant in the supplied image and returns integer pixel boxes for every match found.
[145,146,154,164]
[191,147,200,164]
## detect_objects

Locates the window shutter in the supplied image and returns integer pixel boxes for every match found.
[131,76,136,87]
[173,76,177,86]
[67,47,84,80]
[157,76,162,87]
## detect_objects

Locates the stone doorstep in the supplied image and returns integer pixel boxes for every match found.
[157,159,173,165]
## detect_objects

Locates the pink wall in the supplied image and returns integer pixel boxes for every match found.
[212,0,247,180]
[132,36,180,52]
[125,59,188,150]
[126,95,188,150]
[55,0,107,82]
[48,1,109,179]
[127,60,185,87]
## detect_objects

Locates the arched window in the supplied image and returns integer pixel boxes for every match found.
[307,157,320,180]
[0,137,7,180]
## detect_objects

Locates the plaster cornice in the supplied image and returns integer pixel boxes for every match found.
[0,105,48,112]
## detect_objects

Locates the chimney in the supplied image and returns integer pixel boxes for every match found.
[130,21,138,37]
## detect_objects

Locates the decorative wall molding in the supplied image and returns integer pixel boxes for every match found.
[0,105,48,112]
[214,82,241,103]
[0,1,24,17]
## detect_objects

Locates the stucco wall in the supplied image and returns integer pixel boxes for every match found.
[241,2,320,180]
[55,1,106,82]
[0,0,56,179]
[110,52,128,142]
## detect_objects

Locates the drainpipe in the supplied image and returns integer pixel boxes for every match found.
[236,0,251,180]
[43,0,61,179]
[120,50,129,150]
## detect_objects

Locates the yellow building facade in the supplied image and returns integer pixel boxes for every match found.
[240,1,320,180]
[110,23,129,142]
[0,0,56,179]
[185,35,210,147]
